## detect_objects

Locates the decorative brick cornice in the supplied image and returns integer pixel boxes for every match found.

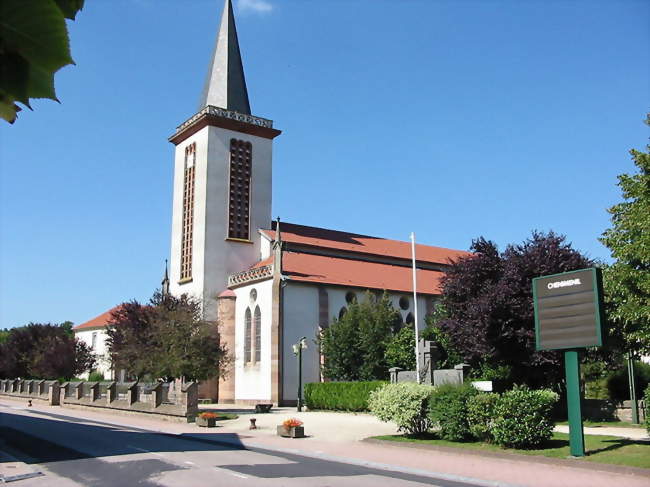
[228,264,273,288]
[169,106,281,145]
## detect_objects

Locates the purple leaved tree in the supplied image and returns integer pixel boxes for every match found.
[437,232,593,389]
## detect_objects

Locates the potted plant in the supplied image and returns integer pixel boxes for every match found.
[196,411,219,427]
[277,418,305,438]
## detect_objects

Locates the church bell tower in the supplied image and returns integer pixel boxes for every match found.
[168,0,281,320]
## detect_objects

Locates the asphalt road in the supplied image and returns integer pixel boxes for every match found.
[0,405,487,487]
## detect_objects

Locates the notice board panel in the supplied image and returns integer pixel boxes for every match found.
[533,268,604,351]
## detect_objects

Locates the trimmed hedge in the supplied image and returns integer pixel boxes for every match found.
[491,386,558,448]
[428,383,480,441]
[368,382,434,434]
[467,392,499,442]
[304,381,387,411]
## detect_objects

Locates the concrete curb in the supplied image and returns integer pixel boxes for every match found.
[363,437,650,479]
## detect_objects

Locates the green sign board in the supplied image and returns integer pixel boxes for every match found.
[533,268,605,351]
[532,267,606,458]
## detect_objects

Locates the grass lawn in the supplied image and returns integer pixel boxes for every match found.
[557,419,646,429]
[373,432,650,469]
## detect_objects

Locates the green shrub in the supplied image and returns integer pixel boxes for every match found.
[428,383,480,441]
[491,386,558,448]
[304,381,386,411]
[606,361,650,401]
[368,382,434,434]
[88,371,105,382]
[467,393,499,441]
[643,386,650,433]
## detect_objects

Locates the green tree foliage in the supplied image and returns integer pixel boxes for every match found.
[600,115,650,355]
[0,0,84,123]
[106,292,230,381]
[385,326,416,370]
[0,328,9,344]
[320,292,402,381]
[421,304,463,370]
[0,323,95,379]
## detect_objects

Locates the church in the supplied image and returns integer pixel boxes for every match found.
[75,0,470,405]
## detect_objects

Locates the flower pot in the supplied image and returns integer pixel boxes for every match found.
[277,425,305,438]
[196,416,217,427]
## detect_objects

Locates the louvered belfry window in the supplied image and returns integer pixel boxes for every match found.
[180,142,196,281]
[228,139,252,240]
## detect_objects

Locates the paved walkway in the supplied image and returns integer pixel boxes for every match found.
[1,397,649,487]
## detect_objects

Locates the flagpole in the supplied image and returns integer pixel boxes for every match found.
[410,232,420,383]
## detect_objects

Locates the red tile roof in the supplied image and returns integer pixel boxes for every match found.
[260,222,470,265]
[73,305,122,331]
[282,251,444,295]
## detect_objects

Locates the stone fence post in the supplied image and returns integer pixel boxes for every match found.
[388,367,402,384]
[181,382,198,416]
[88,382,99,401]
[47,381,60,406]
[148,383,162,408]
[73,382,83,400]
[106,381,117,404]
[59,382,69,404]
[126,382,138,405]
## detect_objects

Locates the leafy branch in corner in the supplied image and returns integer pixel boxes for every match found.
[0,0,84,123]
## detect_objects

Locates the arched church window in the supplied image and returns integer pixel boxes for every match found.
[228,139,252,240]
[338,307,347,319]
[345,291,357,304]
[244,307,252,363]
[180,142,196,281]
[254,306,261,363]
[405,312,415,325]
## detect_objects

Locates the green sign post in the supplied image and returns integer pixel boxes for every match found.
[533,268,605,457]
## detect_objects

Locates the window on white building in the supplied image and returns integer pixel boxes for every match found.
[91,332,97,350]
[254,306,261,363]
[244,308,252,363]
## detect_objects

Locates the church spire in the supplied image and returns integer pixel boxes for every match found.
[199,0,251,114]
[161,259,170,296]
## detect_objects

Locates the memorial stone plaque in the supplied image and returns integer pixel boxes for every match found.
[533,268,604,351]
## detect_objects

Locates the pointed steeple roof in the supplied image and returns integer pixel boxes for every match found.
[199,0,251,114]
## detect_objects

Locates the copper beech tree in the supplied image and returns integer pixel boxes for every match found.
[0,323,95,379]
[435,232,593,389]
[106,292,230,382]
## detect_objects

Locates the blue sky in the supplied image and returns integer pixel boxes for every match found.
[1,0,648,328]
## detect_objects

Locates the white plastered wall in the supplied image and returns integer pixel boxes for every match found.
[281,282,321,402]
[234,279,273,401]
[74,329,111,379]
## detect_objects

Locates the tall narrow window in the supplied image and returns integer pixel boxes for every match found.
[180,142,196,281]
[228,139,252,240]
[254,306,261,363]
[244,308,252,363]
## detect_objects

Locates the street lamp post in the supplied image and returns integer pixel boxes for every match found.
[292,337,307,412]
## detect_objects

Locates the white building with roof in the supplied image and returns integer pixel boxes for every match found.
[75,0,470,404]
